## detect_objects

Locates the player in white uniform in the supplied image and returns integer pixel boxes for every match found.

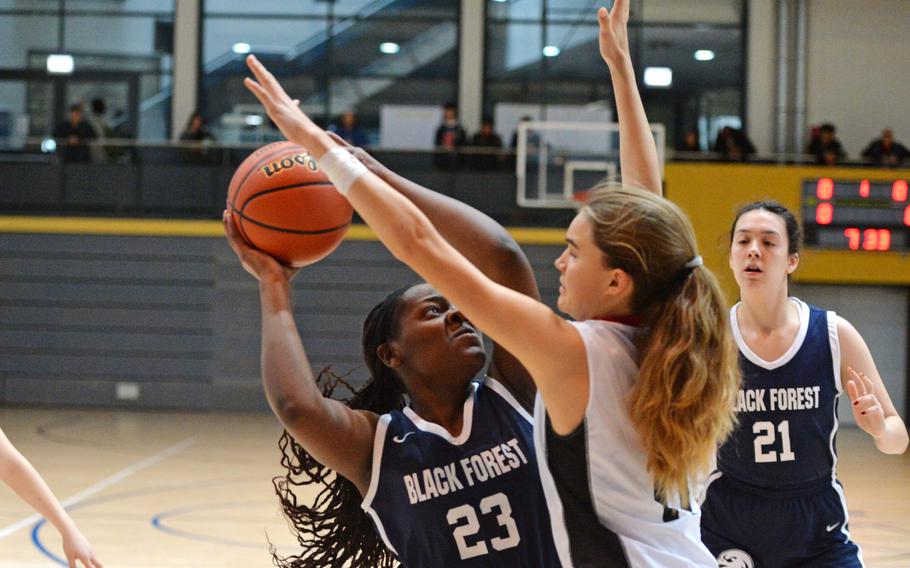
[242,3,741,567]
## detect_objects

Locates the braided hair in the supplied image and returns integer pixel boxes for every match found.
[271,286,412,568]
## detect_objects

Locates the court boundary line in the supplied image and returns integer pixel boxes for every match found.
[0,436,197,541]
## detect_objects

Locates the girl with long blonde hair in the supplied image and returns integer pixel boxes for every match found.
[242,3,739,565]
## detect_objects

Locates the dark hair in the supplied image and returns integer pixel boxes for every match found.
[443,102,457,111]
[271,286,412,568]
[68,104,82,113]
[730,200,802,255]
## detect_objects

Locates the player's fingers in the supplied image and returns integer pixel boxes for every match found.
[856,394,880,413]
[612,0,629,20]
[860,404,883,418]
[861,372,876,395]
[243,77,272,109]
[850,368,868,395]
[247,55,293,104]
[846,379,859,403]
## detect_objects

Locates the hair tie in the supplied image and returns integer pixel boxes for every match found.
[684,255,703,269]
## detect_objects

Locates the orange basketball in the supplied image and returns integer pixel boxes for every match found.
[227,141,353,267]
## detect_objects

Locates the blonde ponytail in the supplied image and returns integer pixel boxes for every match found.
[583,184,740,504]
[632,266,739,504]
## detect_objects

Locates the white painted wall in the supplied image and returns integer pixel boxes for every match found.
[804,0,910,156]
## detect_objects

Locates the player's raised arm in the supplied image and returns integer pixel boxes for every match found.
[223,213,377,494]
[598,1,662,195]
[0,428,102,568]
[244,54,588,432]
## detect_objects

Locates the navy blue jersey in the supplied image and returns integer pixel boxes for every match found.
[361,378,559,567]
[701,299,864,567]
[718,298,842,489]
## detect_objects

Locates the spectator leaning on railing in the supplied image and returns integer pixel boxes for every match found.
[52,103,97,163]
[469,117,503,171]
[862,129,910,167]
[807,123,846,166]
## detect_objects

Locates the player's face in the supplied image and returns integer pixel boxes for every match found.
[554,214,627,320]
[390,284,486,383]
[730,209,798,291]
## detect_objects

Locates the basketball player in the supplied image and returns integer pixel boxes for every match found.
[699,201,909,568]
[243,3,740,566]
[223,149,559,565]
[0,427,102,567]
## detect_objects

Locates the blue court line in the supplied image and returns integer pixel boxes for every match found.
[29,477,268,563]
[150,501,270,550]
[31,519,66,566]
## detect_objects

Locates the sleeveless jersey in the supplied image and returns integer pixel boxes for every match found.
[361,378,559,567]
[718,298,843,490]
[534,320,716,568]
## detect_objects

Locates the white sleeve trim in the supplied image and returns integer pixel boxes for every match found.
[360,413,399,556]
[827,311,842,394]
[361,413,390,512]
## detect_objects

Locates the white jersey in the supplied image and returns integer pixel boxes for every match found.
[534,319,715,567]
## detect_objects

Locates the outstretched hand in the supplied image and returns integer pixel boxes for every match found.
[243,55,316,147]
[61,526,102,568]
[598,1,631,69]
[223,211,299,284]
[846,367,887,438]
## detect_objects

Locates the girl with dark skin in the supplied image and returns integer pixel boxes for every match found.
[242,4,739,566]
[224,138,558,567]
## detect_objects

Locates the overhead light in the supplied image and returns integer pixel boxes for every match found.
[643,66,672,88]
[41,138,57,153]
[245,115,263,126]
[694,49,715,61]
[232,42,251,54]
[379,42,400,54]
[542,45,560,57]
[46,54,74,75]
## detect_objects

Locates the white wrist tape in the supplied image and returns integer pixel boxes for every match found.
[318,147,368,196]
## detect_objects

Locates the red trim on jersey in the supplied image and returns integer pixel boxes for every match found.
[594,314,641,326]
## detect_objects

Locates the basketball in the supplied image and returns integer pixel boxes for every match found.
[227,140,353,266]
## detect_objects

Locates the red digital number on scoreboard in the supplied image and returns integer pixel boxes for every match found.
[843,228,891,251]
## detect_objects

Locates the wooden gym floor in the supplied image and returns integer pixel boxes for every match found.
[0,407,907,567]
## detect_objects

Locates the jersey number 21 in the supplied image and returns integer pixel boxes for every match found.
[753,420,796,463]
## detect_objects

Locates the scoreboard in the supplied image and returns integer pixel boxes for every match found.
[802,177,910,252]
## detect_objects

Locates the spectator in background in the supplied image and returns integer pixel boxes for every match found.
[807,123,846,166]
[469,117,503,170]
[53,104,96,163]
[328,111,368,147]
[713,126,755,162]
[675,130,706,161]
[87,97,116,163]
[180,111,217,165]
[862,129,910,167]
[433,102,466,169]
[679,130,700,152]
